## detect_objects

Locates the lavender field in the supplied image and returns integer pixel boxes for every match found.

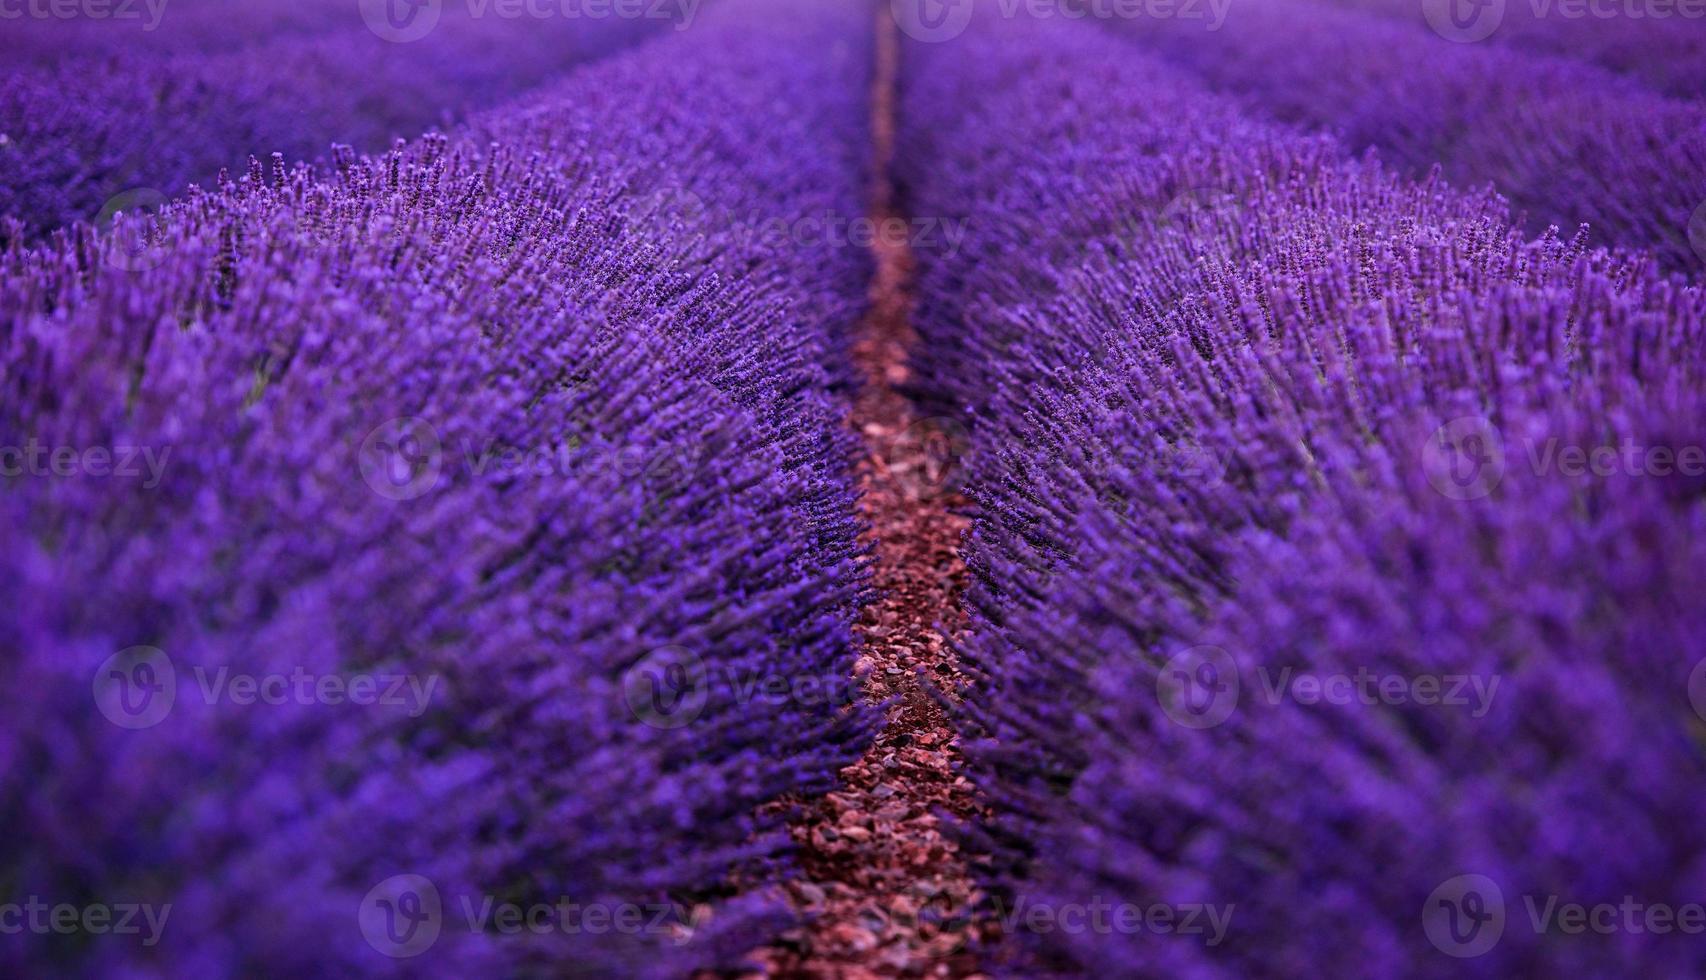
[1,0,1703,976]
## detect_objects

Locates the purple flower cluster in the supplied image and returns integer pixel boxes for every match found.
[0,0,874,974]
[0,0,664,238]
[899,12,1706,976]
[1104,0,1706,270]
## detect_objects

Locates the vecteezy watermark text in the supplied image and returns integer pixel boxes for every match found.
[0,0,167,30]
[1422,416,1706,500]
[0,898,171,946]
[1156,646,1500,730]
[1425,0,1705,43]
[891,0,1229,42]
[1424,874,1705,957]
[621,646,858,730]
[357,417,706,502]
[359,0,700,42]
[1255,666,1499,717]
[191,666,440,717]
[359,875,707,958]
[991,896,1235,946]
[0,439,171,489]
[623,192,974,259]
[759,212,970,256]
[94,647,441,730]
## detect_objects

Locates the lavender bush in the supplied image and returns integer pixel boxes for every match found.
[0,0,665,238]
[898,11,1706,976]
[1103,0,1706,270]
[7,0,1704,975]
[0,0,874,973]
[1327,0,1706,100]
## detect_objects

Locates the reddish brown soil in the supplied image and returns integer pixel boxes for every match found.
[746,10,987,979]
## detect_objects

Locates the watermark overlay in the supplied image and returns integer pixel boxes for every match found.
[356,417,704,502]
[891,0,1229,42]
[95,188,169,272]
[359,874,706,957]
[886,416,972,500]
[1165,438,1227,488]
[359,0,441,41]
[1155,185,1248,260]
[359,0,700,42]
[1424,874,1705,957]
[0,898,171,947]
[1421,415,1706,501]
[1423,874,1506,957]
[1530,0,1706,15]
[1688,200,1706,265]
[1421,416,1506,500]
[359,417,444,501]
[0,0,167,29]
[1525,438,1706,479]
[627,186,710,245]
[0,439,171,488]
[992,895,1235,945]
[1157,645,1500,730]
[891,0,973,40]
[1423,0,1506,42]
[193,665,440,717]
[93,646,177,730]
[623,194,972,258]
[622,646,709,729]
[781,213,970,258]
[1688,658,1706,724]
[1094,440,1231,530]
[1425,0,1704,43]
[1157,645,1240,730]
[94,648,442,728]
[1255,666,1499,717]
[360,875,442,958]
[841,891,1232,955]
[620,646,858,730]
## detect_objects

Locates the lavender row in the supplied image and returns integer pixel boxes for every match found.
[898,12,1706,976]
[0,0,353,64]
[1326,0,1706,100]
[1101,0,1706,271]
[0,0,670,238]
[0,0,873,974]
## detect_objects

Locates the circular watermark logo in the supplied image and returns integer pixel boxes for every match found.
[622,646,708,729]
[604,441,708,500]
[1688,658,1706,723]
[359,874,442,958]
[889,415,971,500]
[93,645,177,729]
[1423,874,1505,957]
[1687,200,1706,265]
[629,186,709,244]
[1157,186,1245,236]
[1167,439,1227,488]
[1422,0,1506,43]
[891,0,975,42]
[359,417,444,501]
[359,0,443,42]
[1422,416,1506,501]
[637,442,708,497]
[95,188,169,273]
[1156,645,1240,730]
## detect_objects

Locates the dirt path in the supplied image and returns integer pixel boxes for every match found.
[749,10,986,979]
